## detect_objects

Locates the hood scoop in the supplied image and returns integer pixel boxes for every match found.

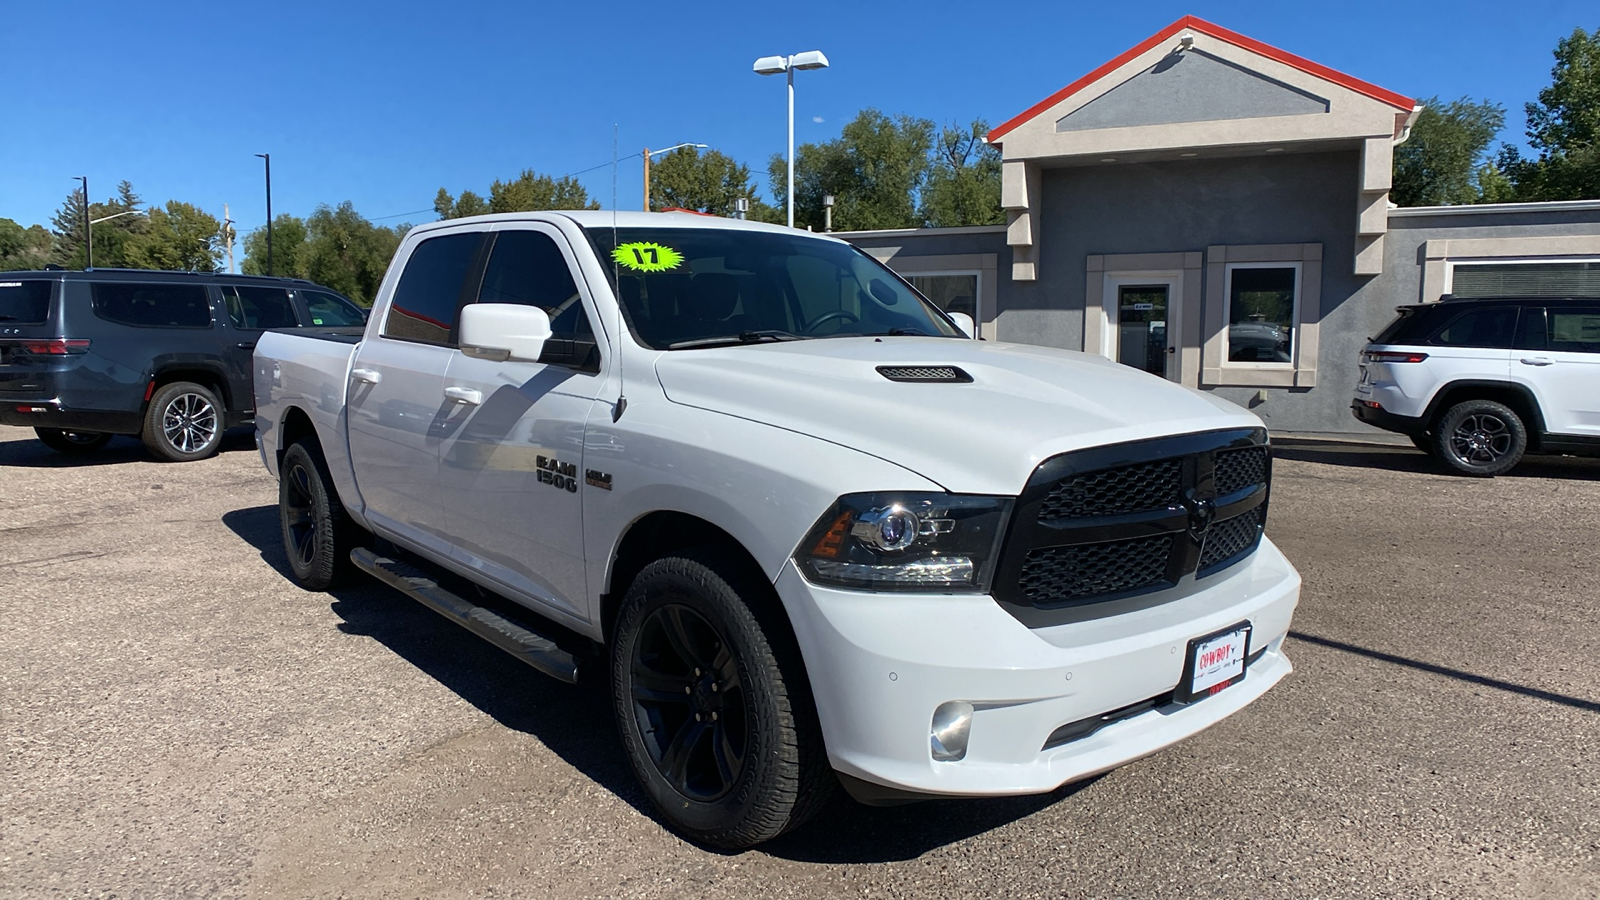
[876,365,973,384]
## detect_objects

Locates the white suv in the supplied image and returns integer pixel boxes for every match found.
[1353,296,1600,475]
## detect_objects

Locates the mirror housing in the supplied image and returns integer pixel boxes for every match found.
[459,303,552,362]
[948,312,975,338]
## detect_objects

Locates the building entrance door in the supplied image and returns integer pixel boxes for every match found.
[1102,273,1182,381]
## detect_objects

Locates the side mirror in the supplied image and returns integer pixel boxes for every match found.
[459,303,552,362]
[948,312,975,338]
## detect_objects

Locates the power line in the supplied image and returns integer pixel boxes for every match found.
[367,150,663,223]
[370,207,436,221]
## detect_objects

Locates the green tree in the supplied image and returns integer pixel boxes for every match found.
[1391,97,1506,205]
[649,148,760,216]
[771,109,935,231]
[48,180,148,268]
[240,214,310,277]
[920,119,1004,227]
[300,202,403,306]
[1499,26,1600,201]
[433,187,490,220]
[488,170,598,212]
[122,201,224,272]
[0,218,54,271]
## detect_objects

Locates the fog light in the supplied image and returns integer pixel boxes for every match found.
[930,701,973,762]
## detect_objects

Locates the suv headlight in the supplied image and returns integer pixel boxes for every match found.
[795,493,1013,592]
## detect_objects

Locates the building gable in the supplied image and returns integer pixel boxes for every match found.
[1057,50,1329,133]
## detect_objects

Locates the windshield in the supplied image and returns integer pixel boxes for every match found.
[583,226,962,349]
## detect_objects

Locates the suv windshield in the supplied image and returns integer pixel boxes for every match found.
[584,226,962,349]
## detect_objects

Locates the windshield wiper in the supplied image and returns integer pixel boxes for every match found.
[666,330,805,350]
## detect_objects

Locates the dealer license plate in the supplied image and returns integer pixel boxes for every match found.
[1178,622,1252,703]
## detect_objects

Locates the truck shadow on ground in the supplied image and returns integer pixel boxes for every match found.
[220,502,1087,863]
[0,429,257,469]
[1270,439,1600,480]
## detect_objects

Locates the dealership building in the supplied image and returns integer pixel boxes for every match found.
[840,15,1600,434]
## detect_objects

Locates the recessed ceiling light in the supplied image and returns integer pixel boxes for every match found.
[1265,147,1285,153]
[1100,157,1118,163]
[1180,152,1198,158]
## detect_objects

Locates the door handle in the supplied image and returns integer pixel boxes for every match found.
[236,341,256,350]
[351,367,382,384]
[444,386,482,406]
[1519,357,1554,366]
[1165,347,1177,354]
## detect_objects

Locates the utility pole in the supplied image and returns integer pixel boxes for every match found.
[77,176,92,269]
[254,153,272,275]
[642,148,650,211]
[223,204,236,274]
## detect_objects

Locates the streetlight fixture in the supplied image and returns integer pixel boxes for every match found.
[90,209,147,226]
[76,176,92,269]
[642,142,709,211]
[753,50,829,228]
[254,153,272,275]
[823,194,835,232]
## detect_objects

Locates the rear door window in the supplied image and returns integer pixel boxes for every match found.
[0,279,53,324]
[91,282,213,328]
[222,285,297,329]
[1547,306,1600,353]
[384,233,483,345]
[299,290,366,326]
[1427,307,1517,348]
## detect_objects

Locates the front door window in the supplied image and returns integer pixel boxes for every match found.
[1116,284,1170,377]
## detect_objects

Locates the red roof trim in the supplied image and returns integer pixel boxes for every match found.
[987,15,1415,142]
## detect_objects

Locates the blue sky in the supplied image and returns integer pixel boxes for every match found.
[1,0,1591,245]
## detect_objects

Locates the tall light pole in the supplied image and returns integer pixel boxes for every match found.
[753,50,829,228]
[77,176,92,269]
[642,142,708,211]
[254,153,272,275]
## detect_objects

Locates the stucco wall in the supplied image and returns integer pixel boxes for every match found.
[843,180,1600,436]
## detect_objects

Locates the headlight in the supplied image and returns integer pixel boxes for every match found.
[795,493,1013,592]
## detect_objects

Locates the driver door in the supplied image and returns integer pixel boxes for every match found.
[436,224,606,623]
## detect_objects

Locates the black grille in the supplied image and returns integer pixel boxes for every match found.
[1214,446,1267,497]
[1038,459,1183,521]
[876,365,972,383]
[1199,507,1263,573]
[992,428,1271,612]
[1018,534,1173,605]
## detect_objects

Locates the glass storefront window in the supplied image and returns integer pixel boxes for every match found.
[1226,264,1298,364]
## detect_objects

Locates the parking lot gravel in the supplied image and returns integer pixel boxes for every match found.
[2,423,1597,899]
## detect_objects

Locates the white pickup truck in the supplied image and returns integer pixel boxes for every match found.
[254,211,1300,848]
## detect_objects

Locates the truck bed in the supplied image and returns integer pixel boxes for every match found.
[253,328,362,523]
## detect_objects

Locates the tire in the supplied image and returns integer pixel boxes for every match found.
[35,428,113,453]
[1433,399,1528,477]
[610,552,833,849]
[279,440,360,591]
[1408,433,1435,456]
[142,381,223,462]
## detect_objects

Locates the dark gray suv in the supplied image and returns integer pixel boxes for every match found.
[0,269,366,461]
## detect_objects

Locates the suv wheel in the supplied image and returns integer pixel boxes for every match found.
[611,553,832,849]
[1433,400,1527,477]
[142,381,223,462]
[35,428,113,453]
[279,440,360,590]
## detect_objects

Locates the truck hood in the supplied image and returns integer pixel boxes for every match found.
[652,337,1262,495]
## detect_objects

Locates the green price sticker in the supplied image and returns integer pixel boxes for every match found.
[613,241,684,273]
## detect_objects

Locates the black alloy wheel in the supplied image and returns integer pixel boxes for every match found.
[611,553,833,849]
[630,603,749,802]
[279,440,359,590]
[34,428,113,453]
[1434,399,1527,477]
